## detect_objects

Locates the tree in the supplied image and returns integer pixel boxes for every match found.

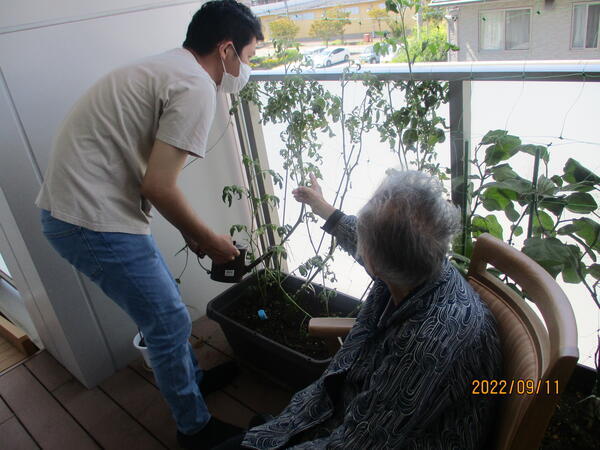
[327,7,352,43]
[367,7,388,34]
[269,17,299,42]
[309,17,338,46]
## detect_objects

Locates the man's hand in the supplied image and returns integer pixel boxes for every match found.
[203,234,239,265]
[292,173,336,220]
[182,234,205,258]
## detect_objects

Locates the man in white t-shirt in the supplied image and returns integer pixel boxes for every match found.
[36,1,262,448]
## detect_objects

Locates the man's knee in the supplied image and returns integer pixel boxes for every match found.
[144,303,191,356]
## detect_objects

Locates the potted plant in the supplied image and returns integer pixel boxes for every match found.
[456,130,600,446]
[197,1,456,389]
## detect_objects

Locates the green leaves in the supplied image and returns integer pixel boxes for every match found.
[516,144,549,163]
[471,215,503,240]
[222,185,246,207]
[481,187,516,211]
[564,192,597,214]
[481,130,521,165]
[563,158,600,186]
[522,237,573,278]
[229,224,247,236]
[468,131,600,293]
[558,218,600,251]
[491,164,519,182]
[532,210,555,235]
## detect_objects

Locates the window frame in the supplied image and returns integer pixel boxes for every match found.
[571,2,600,50]
[478,7,532,51]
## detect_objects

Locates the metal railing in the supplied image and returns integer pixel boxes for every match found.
[238,61,600,250]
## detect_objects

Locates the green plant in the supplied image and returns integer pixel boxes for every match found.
[461,129,600,396]
[391,24,457,63]
[226,43,389,317]
[369,0,451,178]
[250,48,301,70]
[367,7,389,34]
[268,17,299,43]
[310,7,351,45]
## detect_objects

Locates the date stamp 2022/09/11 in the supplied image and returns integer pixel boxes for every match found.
[472,379,560,395]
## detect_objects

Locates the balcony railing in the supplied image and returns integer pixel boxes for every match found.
[232,61,600,368]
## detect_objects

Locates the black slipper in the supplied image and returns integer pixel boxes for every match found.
[177,417,243,450]
[199,361,240,396]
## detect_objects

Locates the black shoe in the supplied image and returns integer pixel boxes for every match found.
[177,417,243,450]
[199,361,240,396]
[248,413,274,429]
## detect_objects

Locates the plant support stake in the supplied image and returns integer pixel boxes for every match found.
[526,147,542,239]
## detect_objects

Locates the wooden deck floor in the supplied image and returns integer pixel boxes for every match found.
[0,316,294,449]
[0,335,27,372]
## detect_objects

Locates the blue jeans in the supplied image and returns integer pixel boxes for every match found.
[40,210,210,434]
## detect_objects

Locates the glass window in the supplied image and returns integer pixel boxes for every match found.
[480,10,503,50]
[342,7,360,15]
[480,9,530,50]
[573,5,587,48]
[505,9,530,50]
[573,3,600,48]
[586,4,600,47]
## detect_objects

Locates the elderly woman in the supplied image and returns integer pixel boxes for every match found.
[215,169,502,450]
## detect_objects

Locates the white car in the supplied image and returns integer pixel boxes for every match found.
[311,47,350,67]
[301,46,326,56]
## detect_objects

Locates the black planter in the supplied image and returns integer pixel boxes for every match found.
[206,269,361,390]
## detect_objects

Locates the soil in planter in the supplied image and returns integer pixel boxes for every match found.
[541,382,600,450]
[224,284,358,360]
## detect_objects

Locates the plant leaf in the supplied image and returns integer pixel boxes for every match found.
[505,203,520,222]
[539,197,566,216]
[536,176,557,196]
[491,163,519,182]
[471,214,503,240]
[483,133,521,165]
[532,210,555,234]
[557,218,600,251]
[522,237,572,278]
[563,158,600,185]
[517,144,549,163]
[481,129,508,145]
[588,264,600,280]
[564,192,597,214]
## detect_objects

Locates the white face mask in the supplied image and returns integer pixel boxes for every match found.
[219,45,251,94]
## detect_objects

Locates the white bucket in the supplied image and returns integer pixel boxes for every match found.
[133,332,152,370]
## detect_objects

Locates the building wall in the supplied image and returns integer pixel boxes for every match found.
[451,0,600,61]
[260,1,407,41]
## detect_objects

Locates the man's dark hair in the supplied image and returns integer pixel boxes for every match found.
[183,0,264,55]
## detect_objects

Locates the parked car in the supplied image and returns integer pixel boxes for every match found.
[357,45,381,64]
[312,47,350,67]
[301,46,326,66]
[301,46,326,56]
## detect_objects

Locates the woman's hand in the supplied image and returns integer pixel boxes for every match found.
[292,174,336,220]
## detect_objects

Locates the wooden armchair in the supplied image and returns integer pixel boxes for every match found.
[308,233,579,450]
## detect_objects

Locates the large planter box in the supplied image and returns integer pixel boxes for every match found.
[206,269,361,390]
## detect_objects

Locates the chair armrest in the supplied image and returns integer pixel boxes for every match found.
[308,318,356,338]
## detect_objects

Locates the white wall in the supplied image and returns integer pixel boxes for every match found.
[0,0,253,386]
[452,0,600,61]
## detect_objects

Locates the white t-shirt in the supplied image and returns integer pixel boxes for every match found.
[36,48,216,234]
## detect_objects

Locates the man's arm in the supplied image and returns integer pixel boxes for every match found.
[141,139,239,264]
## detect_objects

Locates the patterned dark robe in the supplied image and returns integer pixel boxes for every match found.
[242,213,502,450]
